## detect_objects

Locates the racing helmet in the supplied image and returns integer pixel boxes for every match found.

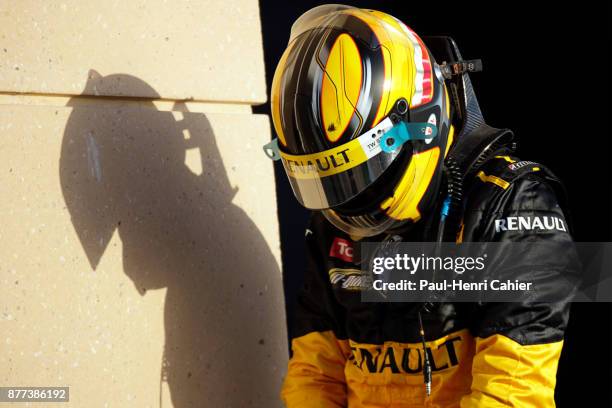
[269,5,453,237]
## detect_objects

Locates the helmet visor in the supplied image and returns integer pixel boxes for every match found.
[279,117,437,209]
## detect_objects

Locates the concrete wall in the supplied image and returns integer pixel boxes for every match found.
[0,1,287,407]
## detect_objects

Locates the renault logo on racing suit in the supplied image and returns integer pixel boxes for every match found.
[494,216,567,233]
[350,335,462,374]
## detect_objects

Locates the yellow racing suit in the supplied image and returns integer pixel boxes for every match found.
[281,156,577,407]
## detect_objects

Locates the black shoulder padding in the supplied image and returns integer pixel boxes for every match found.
[477,156,573,234]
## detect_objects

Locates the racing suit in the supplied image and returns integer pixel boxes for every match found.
[281,155,577,407]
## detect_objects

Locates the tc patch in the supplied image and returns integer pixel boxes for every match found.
[329,237,354,263]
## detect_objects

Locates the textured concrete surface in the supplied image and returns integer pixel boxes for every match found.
[0,0,267,103]
[0,100,286,407]
[0,2,286,407]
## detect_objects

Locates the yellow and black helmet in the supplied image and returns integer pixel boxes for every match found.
[268,5,454,236]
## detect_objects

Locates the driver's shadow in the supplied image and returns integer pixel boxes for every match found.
[60,71,285,407]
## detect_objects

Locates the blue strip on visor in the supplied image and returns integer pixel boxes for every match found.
[380,121,438,153]
[263,138,281,161]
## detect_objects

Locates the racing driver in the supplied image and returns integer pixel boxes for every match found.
[264,5,578,407]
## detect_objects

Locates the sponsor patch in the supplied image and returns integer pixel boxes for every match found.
[494,216,567,233]
[351,334,463,374]
[508,160,537,171]
[329,237,354,263]
[328,268,369,291]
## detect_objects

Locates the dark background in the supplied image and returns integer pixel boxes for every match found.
[254,1,612,404]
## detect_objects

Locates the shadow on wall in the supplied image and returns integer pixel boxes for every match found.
[59,71,283,407]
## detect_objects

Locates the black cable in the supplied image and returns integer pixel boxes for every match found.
[441,156,464,242]
[418,308,432,397]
